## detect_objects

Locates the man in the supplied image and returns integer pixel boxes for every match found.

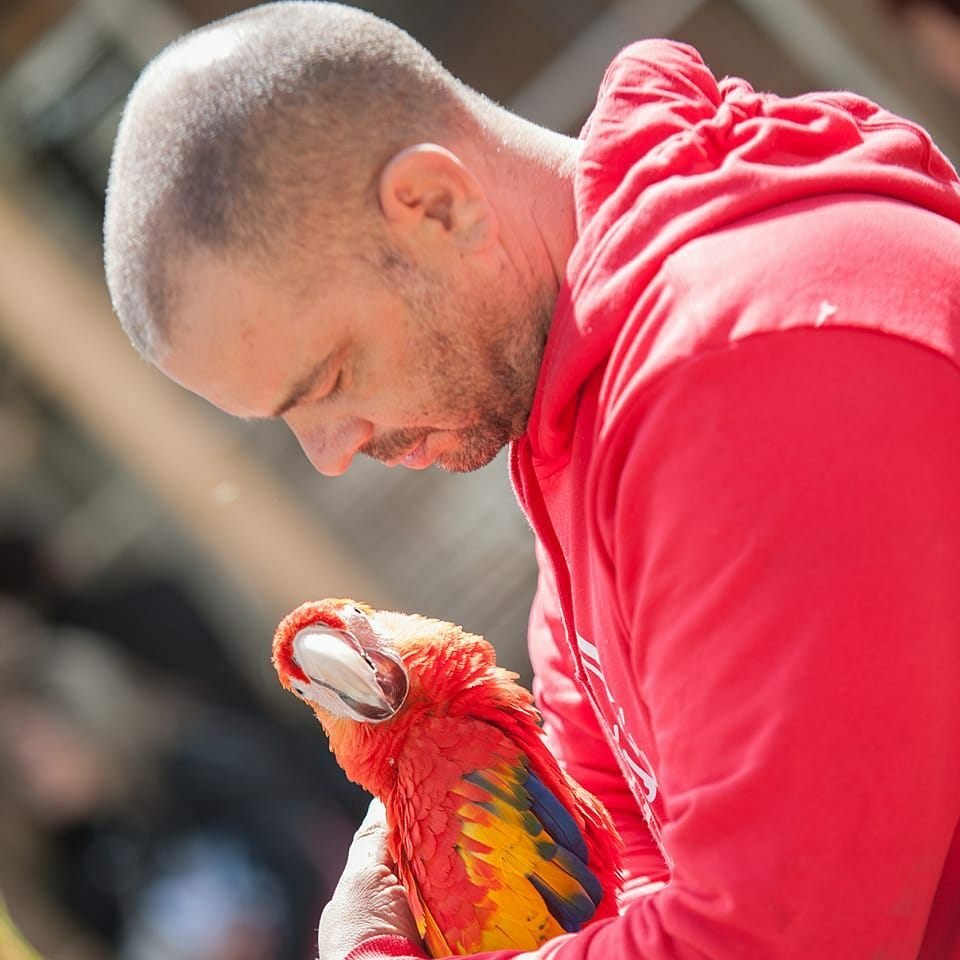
[103,2,960,958]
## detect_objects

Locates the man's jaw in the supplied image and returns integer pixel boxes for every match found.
[360,419,515,474]
[366,429,486,472]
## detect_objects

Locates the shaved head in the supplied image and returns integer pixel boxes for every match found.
[103,1,477,357]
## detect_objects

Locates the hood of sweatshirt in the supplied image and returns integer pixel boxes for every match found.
[521,40,960,464]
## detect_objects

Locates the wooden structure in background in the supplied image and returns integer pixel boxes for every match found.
[0,190,394,621]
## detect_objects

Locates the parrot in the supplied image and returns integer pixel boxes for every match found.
[272,598,623,957]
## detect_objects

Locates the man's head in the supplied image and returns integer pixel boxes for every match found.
[104,2,572,474]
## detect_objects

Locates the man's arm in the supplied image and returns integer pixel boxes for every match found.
[329,324,960,959]
[587,325,960,957]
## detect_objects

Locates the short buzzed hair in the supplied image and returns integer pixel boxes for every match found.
[103,1,477,358]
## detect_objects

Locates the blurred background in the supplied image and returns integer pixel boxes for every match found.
[0,0,956,958]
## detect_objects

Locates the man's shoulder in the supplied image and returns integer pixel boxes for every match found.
[600,191,960,416]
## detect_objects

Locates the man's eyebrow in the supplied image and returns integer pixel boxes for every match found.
[269,356,334,418]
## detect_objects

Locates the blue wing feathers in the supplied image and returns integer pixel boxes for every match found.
[462,760,605,934]
[524,769,590,863]
[524,768,604,926]
[551,845,603,907]
[528,875,597,933]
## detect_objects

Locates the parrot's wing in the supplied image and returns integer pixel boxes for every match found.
[397,753,606,955]
[456,757,604,932]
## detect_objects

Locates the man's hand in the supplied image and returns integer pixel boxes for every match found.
[318,799,423,960]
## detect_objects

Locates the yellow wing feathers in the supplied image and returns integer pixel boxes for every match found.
[396,753,605,955]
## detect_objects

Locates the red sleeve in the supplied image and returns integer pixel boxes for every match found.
[356,329,960,960]
[586,326,960,957]
[345,936,429,960]
[347,331,960,959]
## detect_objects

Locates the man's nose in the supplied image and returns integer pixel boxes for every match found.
[284,416,373,477]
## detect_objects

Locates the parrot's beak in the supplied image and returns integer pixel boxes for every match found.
[292,625,408,722]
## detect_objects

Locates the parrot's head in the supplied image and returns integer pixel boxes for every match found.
[272,598,410,724]
[273,598,533,794]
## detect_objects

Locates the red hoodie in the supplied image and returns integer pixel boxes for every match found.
[352,40,960,960]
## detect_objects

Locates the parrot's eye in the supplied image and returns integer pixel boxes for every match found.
[351,605,364,615]
[291,680,309,697]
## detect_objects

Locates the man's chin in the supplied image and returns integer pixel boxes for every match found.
[367,420,519,473]
[435,456,489,474]
[435,440,507,473]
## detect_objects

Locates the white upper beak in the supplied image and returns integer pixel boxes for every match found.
[292,625,407,722]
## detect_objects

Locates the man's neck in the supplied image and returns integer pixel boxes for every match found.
[522,125,581,290]
[472,113,581,302]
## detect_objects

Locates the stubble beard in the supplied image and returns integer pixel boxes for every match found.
[432,333,544,472]
[358,324,545,472]
[363,244,553,473]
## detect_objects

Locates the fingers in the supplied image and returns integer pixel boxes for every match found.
[345,798,389,869]
[318,797,422,959]
[357,796,387,834]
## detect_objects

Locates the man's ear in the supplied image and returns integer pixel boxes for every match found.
[378,143,497,251]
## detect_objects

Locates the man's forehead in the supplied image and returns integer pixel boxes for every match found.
[162,250,343,420]
[161,272,271,412]
[170,245,273,338]
[157,335,263,420]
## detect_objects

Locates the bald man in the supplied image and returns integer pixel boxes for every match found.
[104,3,960,959]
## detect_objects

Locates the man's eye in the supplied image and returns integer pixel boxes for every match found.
[324,371,344,401]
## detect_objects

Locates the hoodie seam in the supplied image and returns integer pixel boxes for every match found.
[598,320,960,453]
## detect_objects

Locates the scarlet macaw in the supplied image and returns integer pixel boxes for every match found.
[272,598,622,956]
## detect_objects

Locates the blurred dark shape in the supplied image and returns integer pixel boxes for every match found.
[1,3,138,222]
[52,575,264,714]
[888,0,960,13]
[886,0,960,97]
[0,530,61,615]
[0,528,259,713]
[0,530,368,960]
